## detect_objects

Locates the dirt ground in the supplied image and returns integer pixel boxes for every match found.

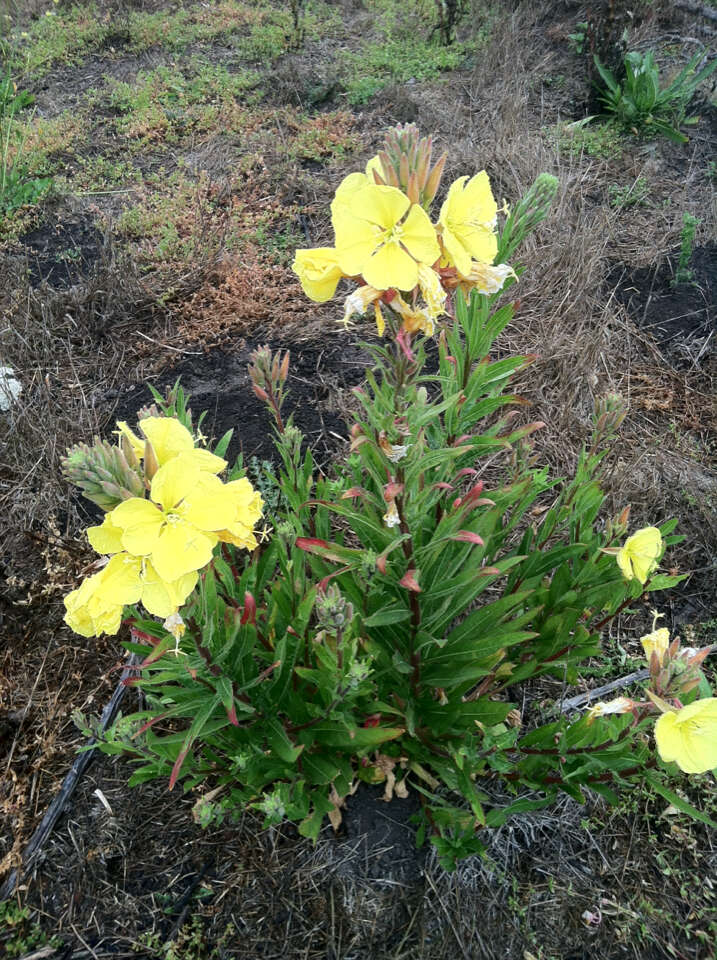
[1,0,716,957]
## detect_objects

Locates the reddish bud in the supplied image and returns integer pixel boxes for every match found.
[453,530,485,545]
[376,555,387,574]
[400,569,421,592]
[363,714,382,728]
[241,591,256,626]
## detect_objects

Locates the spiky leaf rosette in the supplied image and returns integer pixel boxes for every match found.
[62,439,145,512]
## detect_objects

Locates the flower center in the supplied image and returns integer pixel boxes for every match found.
[384,222,404,244]
[166,513,182,524]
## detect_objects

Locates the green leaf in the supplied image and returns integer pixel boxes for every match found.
[646,776,717,828]
[364,605,411,627]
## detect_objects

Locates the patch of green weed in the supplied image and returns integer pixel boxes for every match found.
[0,901,62,959]
[553,120,624,160]
[608,175,650,208]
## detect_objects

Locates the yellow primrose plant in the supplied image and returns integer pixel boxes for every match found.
[65,128,714,870]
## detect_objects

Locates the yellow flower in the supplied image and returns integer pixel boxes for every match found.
[438,172,498,276]
[333,184,440,292]
[616,526,663,584]
[64,572,124,638]
[87,514,125,554]
[215,477,264,550]
[64,552,198,637]
[115,417,226,473]
[292,247,344,302]
[109,455,240,581]
[654,698,717,774]
[641,627,671,666]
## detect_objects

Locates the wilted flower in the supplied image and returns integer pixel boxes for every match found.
[654,698,717,774]
[616,526,662,584]
[586,697,635,721]
[383,501,401,528]
[641,627,671,666]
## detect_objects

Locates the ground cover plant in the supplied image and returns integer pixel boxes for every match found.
[1,0,716,957]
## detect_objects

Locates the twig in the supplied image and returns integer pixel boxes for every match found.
[556,668,649,715]
[0,654,140,900]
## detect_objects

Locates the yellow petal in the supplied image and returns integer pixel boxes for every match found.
[140,417,195,465]
[292,247,344,302]
[180,447,227,475]
[330,171,370,233]
[96,554,142,606]
[374,301,385,337]
[362,240,418,291]
[401,204,441,266]
[453,221,498,265]
[180,473,239,531]
[111,497,165,556]
[151,520,216,581]
[355,185,409,230]
[462,170,498,226]
[87,515,125,555]
[115,421,145,459]
[440,224,472,277]
[150,456,201,512]
[335,217,381,277]
[217,523,258,550]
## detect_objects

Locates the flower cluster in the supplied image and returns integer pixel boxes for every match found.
[291,126,514,338]
[64,417,263,638]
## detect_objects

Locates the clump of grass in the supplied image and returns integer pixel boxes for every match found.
[673,211,699,286]
[287,110,359,163]
[607,175,650,208]
[552,118,623,160]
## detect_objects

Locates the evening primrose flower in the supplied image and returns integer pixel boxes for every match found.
[616,526,663,584]
[109,455,241,581]
[641,627,671,666]
[292,247,344,302]
[214,477,264,551]
[64,572,124,638]
[333,184,440,292]
[438,172,498,276]
[654,698,717,774]
[114,417,226,474]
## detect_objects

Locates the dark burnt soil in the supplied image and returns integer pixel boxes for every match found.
[109,334,376,467]
[18,211,106,288]
[15,752,429,960]
[610,243,716,369]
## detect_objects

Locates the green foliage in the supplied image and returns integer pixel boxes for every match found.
[82,173,690,866]
[568,21,589,55]
[594,49,717,142]
[673,211,699,286]
[341,36,467,105]
[0,63,52,225]
[0,901,62,958]
[608,176,650,208]
[553,119,623,160]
